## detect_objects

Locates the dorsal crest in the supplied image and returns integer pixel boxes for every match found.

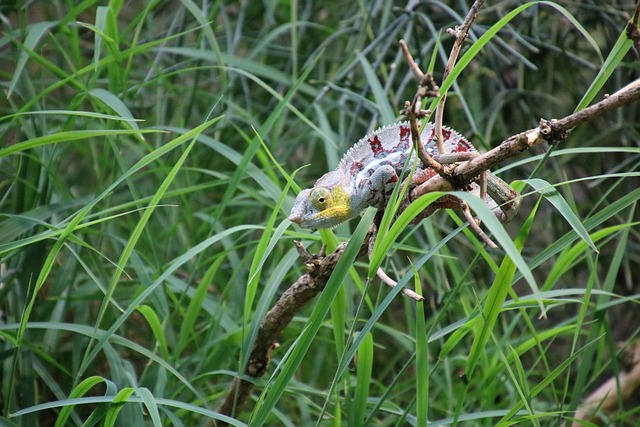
[338,122,474,178]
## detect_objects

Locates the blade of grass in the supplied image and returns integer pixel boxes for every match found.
[12,396,247,426]
[356,52,396,124]
[465,191,536,378]
[74,116,223,376]
[214,49,322,223]
[431,1,601,113]
[350,331,373,426]
[53,376,116,427]
[318,225,462,424]
[136,305,169,361]
[523,178,597,252]
[136,387,162,427]
[496,335,603,425]
[8,21,58,98]
[575,29,634,111]
[414,265,428,427]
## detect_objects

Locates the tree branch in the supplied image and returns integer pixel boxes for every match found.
[411,78,640,199]
[214,239,369,425]
[215,76,640,425]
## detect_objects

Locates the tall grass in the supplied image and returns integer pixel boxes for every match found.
[1,1,639,426]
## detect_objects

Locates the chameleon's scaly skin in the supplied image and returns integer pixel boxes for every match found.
[289,121,486,229]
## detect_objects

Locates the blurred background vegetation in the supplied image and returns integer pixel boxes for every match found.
[0,0,639,426]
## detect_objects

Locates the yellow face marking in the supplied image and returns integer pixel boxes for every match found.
[309,186,352,226]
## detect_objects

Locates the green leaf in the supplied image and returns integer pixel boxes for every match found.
[356,52,396,124]
[103,388,135,427]
[523,178,597,252]
[414,266,429,426]
[369,192,444,276]
[575,29,634,111]
[9,21,58,98]
[135,388,162,427]
[0,129,162,159]
[54,376,114,427]
[89,88,141,131]
[351,332,373,426]
[136,305,169,360]
[466,194,536,377]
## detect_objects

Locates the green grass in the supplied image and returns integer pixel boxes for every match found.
[1,1,639,426]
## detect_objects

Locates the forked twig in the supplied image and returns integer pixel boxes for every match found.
[399,1,494,247]
[399,40,445,176]
[434,0,485,153]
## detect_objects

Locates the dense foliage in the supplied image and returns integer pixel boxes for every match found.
[1,0,639,426]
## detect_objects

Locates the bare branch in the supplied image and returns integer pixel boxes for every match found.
[627,1,640,57]
[399,39,426,81]
[214,239,369,425]
[367,221,425,301]
[411,78,640,200]
[375,267,424,301]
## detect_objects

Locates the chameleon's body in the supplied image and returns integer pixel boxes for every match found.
[289,122,519,229]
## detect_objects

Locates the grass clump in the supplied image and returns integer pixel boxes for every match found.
[1,1,639,426]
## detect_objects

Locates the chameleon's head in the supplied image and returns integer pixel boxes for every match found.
[288,170,355,229]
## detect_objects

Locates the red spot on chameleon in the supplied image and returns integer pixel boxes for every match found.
[369,135,383,155]
[456,138,473,153]
[399,124,411,144]
[442,128,452,142]
[349,161,364,176]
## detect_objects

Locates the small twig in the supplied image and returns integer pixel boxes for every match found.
[399,2,486,238]
[434,0,485,154]
[368,222,425,301]
[375,267,424,301]
[572,342,640,426]
[401,101,448,176]
[399,39,426,81]
[460,202,498,248]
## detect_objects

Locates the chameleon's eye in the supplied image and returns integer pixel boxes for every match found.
[310,188,332,211]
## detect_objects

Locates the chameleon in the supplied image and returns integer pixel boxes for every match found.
[288,121,521,230]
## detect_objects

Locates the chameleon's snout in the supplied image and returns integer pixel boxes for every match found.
[288,212,302,224]
[289,188,311,226]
